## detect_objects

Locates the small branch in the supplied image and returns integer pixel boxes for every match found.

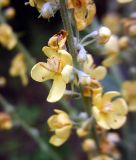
[0,94,62,160]
[82,39,97,47]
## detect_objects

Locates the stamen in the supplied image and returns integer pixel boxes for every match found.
[43,56,62,73]
[103,102,113,112]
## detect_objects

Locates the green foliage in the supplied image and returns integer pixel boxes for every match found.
[16,104,40,125]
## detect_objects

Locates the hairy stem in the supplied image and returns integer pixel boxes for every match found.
[59,0,78,67]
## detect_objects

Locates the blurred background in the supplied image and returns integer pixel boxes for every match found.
[0,0,136,160]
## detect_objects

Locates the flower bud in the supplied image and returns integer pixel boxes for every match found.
[78,112,88,121]
[118,36,129,49]
[77,46,87,63]
[76,128,89,138]
[82,139,96,152]
[41,2,58,19]
[98,26,111,44]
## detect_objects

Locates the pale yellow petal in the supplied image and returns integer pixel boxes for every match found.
[54,109,67,114]
[93,94,103,108]
[107,113,126,129]
[92,107,110,130]
[58,50,73,66]
[31,62,54,82]
[47,115,58,131]
[103,91,120,103]
[61,65,73,83]
[54,109,72,125]
[49,135,67,147]
[55,125,72,139]
[47,75,66,102]
[83,54,94,74]
[112,98,128,115]
[57,113,72,126]
[102,55,117,68]
[86,54,94,66]
[42,46,58,58]
[90,66,107,80]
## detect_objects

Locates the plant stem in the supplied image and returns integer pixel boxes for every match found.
[59,0,78,67]
[0,94,62,160]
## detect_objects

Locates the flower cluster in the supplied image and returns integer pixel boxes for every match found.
[0,0,134,159]
[31,29,128,149]
[27,0,130,159]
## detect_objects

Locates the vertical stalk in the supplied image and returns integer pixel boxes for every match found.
[59,0,78,67]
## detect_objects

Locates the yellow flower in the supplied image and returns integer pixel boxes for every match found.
[83,54,107,81]
[0,112,12,130]
[92,91,128,129]
[10,53,28,86]
[31,46,73,102]
[117,0,133,3]
[0,24,17,50]
[122,81,136,111]
[48,30,68,51]
[68,0,96,31]
[102,35,119,68]
[91,155,113,160]
[47,109,73,146]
